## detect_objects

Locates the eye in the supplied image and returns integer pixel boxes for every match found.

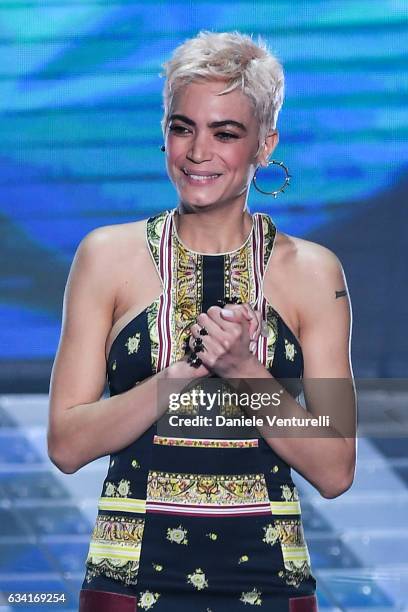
[169,124,191,135]
[216,132,239,141]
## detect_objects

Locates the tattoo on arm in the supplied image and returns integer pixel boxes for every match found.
[335,289,347,299]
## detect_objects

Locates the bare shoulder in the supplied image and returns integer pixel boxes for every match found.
[67,218,149,315]
[78,219,146,261]
[274,231,350,332]
[276,231,345,285]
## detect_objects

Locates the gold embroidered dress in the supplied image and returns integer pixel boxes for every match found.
[81,208,317,611]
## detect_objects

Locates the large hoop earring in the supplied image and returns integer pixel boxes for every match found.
[252,160,292,198]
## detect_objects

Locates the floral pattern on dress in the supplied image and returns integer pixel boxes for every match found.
[262,518,312,588]
[104,478,131,498]
[166,525,188,545]
[187,568,208,590]
[152,563,163,571]
[262,523,280,546]
[85,514,145,586]
[147,471,269,505]
[172,239,203,363]
[284,338,297,361]
[145,210,281,375]
[153,435,258,448]
[265,309,279,370]
[138,590,160,610]
[126,332,141,355]
[240,588,263,605]
[225,237,256,306]
[281,484,299,502]
[278,560,311,588]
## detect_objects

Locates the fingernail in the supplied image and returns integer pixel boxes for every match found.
[222,309,234,317]
[249,341,257,352]
[251,331,257,340]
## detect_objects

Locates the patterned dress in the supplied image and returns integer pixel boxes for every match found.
[79,208,318,612]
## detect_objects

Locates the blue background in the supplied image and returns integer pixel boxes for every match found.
[0,0,407,381]
[0,2,407,610]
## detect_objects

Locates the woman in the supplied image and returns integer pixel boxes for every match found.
[48,31,356,611]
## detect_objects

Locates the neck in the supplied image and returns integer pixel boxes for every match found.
[174,203,253,255]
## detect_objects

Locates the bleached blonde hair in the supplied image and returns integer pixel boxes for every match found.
[161,30,285,152]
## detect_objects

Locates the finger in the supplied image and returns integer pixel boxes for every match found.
[232,303,260,340]
[241,302,255,321]
[190,323,210,345]
[188,328,218,366]
[195,312,225,336]
[218,305,251,326]
[206,305,243,332]
[188,331,212,353]
[238,303,257,336]
[231,302,254,321]
[241,307,263,343]
[249,310,263,340]
[219,308,251,346]
[249,339,258,354]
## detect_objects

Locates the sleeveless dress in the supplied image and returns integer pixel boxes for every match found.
[79,208,318,612]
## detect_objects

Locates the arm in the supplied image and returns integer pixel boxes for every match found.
[295,246,356,497]
[190,246,357,499]
[47,227,205,474]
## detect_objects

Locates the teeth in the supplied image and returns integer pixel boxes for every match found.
[188,174,219,180]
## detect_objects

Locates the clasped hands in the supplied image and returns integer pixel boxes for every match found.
[186,301,265,378]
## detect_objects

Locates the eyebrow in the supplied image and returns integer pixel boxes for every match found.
[169,114,247,132]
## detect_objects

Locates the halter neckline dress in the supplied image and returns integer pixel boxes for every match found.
[79,208,318,612]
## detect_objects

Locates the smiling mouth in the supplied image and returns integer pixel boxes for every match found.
[182,168,222,181]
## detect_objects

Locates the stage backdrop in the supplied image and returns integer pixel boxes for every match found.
[0,0,407,389]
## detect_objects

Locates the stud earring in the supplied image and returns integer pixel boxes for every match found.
[160,145,166,152]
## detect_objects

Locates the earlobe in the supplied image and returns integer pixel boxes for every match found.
[266,131,279,156]
[257,132,279,167]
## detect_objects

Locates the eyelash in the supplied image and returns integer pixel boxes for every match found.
[168,125,239,140]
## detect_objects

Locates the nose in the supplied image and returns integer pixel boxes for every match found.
[186,131,213,163]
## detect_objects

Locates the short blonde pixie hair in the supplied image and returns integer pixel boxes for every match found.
[161,30,285,152]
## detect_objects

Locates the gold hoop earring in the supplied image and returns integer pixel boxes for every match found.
[252,160,292,198]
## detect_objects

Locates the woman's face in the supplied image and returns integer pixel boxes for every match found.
[165,79,275,210]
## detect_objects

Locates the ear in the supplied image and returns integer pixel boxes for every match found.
[258,131,279,167]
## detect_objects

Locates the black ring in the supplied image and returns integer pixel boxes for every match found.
[193,337,204,353]
[187,352,202,368]
[216,297,242,307]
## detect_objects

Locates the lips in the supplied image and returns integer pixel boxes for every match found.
[181,167,222,183]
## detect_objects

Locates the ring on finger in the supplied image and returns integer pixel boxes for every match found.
[187,352,202,368]
[193,337,205,352]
